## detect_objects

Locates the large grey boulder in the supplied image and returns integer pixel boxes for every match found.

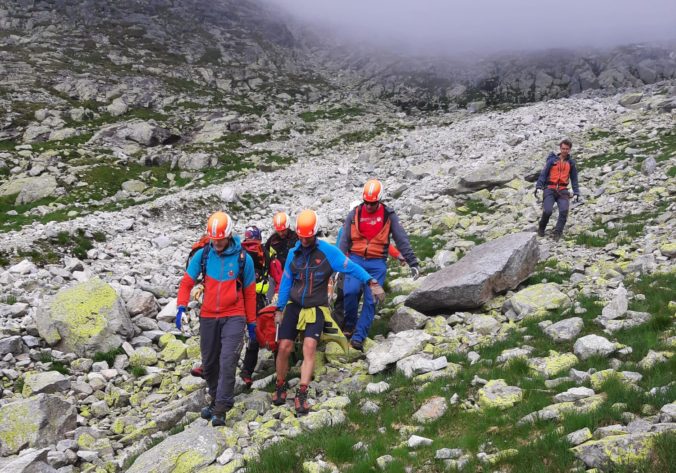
[447,166,517,194]
[406,232,539,313]
[117,121,173,147]
[0,448,55,472]
[34,278,134,357]
[366,330,433,374]
[14,175,58,205]
[0,394,76,455]
[126,422,227,473]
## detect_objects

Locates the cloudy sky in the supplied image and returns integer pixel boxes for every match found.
[262,0,676,55]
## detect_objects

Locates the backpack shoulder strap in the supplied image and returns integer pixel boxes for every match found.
[237,249,246,291]
[199,244,211,280]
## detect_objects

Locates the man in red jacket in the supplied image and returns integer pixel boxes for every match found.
[175,211,257,426]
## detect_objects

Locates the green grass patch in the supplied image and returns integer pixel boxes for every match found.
[523,259,573,285]
[299,106,364,123]
[667,166,676,178]
[456,199,490,215]
[93,347,124,366]
[130,364,147,377]
[408,228,446,261]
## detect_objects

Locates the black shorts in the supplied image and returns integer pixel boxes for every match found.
[277,302,324,342]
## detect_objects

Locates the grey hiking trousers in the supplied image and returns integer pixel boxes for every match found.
[199,316,245,413]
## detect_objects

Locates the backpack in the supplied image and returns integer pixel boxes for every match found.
[255,305,278,352]
[186,235,247,291]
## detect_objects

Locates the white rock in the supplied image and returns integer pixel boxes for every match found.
[573,334,616,360]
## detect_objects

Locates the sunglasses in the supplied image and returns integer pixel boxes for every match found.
[363,201,379,206]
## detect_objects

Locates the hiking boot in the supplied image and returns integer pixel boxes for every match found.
[200,404,214,420]
[240,371,253,389]
[350,339,364,352]
[537,227,545,237]
[552,232,562,242]
[210,414,226,427]
[272,380,288,406]
[190,365,204,378]
[294,385,310,415]
[342,328,354,339]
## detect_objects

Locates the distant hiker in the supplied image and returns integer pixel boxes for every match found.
[534,139,580,241]
[272,210,384,415]
[175,212,257,426]
[338,179,419,351]
[264,212,298,297]
[239,225,278,388]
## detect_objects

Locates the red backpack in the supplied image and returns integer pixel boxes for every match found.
[255,305,278,352]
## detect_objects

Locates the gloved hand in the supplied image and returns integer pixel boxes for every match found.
[534,188,540,200]
[369,280,386,304]
[573,194,580,202]
[274,310,284,325]
[175,306,186,330]
[247,322,257,344]
[397,254,407,266]
[410,266,420,281]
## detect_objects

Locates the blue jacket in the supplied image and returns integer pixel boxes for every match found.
[177,236,257,322]
[277,239,372,309]
[536,152,580,195]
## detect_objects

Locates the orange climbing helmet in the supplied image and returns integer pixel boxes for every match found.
[362,179,383,203]
[206,211,233,240]
[295,210,319,238]
[272,212,290,232]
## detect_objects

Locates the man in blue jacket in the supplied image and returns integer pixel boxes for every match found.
[272,210,385,415]
[534,139,581,241]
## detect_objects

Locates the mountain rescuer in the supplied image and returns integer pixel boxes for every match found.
[534,138,580,241]
[338,179,419,351]
[264,211,298,296]
[175,211,257,426]
[272,210,385,415]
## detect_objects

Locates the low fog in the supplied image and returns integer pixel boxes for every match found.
[262,0,676,56]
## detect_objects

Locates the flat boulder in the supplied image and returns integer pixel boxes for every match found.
[406,232,539,313]
[0,394,76,455]
[34,278,134,357]
[126,422,227,473]
[572,432,656,469]
[366,330,433,374]
[506,283,571,320]
[447,165,517,194]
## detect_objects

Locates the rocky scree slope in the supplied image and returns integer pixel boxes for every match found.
[0,82,674,472]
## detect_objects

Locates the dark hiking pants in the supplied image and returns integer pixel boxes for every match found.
[200,316,245,414]
[539,188,570,235]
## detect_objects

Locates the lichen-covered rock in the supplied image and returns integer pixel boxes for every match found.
[35,278,133,357]
[508,283,570,320]
[528,351,579,377]
[21,371,70,397]
[572,433,656,469]
[477,379,523,410]
[518,394,606,425]
[130,346,159,366]
[388,306,428,333]
[0,394,76,455]
[161,339,187,362]
[126,421,226,473]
